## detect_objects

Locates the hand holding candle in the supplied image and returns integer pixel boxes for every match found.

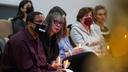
[72,43,84,55]
[51,56,62,69]
[63,59,70,69]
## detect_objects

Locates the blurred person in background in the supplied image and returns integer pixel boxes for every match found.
[11,0,34,35]
[93,5,110,43]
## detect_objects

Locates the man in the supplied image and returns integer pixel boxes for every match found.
[3,12,58,72]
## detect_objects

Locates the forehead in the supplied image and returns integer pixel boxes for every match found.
[84,12,92,17]
[53,15,63,21]
[34,14,44,21]
[97,9,106,14]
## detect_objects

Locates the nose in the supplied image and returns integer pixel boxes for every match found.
[56,23,61,27]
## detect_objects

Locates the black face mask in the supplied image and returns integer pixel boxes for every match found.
[34,24,46,34]
[26,7,33,14]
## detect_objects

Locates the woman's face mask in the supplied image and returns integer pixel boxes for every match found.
[84,16,93,27]
[26,6,33,14]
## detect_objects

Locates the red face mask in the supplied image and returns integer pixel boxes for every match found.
[84,17,93,27]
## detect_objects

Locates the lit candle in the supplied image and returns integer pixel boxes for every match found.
[107,45,110,50]
[58,56,61,65]
[124,34,127,39]
[63,60,70,69]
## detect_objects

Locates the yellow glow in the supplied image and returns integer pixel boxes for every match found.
[107,45,110,50]
[124,34,127,39]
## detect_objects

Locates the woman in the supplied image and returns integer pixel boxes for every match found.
[93,5,110,42]
[12,0,34,34]
[70,7,106,56]
[47,6,74,60]
[39,12,64,67]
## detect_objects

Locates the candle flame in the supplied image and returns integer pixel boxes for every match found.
[63,59,70,69]
[107,45,110,50]
[124,34,127,39]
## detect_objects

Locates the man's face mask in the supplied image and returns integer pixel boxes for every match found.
[84,16,93,27]
[34,23,46,34]
[26,6,33,14]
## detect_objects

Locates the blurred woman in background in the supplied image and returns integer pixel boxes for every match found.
[12,0,34,34]
[93,5,110,42]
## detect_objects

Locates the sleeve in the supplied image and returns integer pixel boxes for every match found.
[10,40,37,72]
[70,27,85,45]
[59,47,66,60]
[70,27,94,52]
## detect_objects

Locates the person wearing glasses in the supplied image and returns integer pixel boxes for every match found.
[3,12,60,72]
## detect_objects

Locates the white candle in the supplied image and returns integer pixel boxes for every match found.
[64,60,70,69]
[58,56,61,64]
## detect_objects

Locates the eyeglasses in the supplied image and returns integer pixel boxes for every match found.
[53,20,63,25]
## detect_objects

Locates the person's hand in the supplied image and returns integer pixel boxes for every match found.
[51,61,62,69]
[72,44,85,55]
[72,47,84,55]
[51,56,62,69]
[63,59,70,69]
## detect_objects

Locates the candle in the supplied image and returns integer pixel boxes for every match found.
[63,59,70,69]
[124,34,127,39]
[58,56,61,65]
[107,45,110,50]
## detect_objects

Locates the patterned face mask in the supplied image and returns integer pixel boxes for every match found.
[84,16,93,27]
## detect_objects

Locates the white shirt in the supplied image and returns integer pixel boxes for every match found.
[70,21,106,56]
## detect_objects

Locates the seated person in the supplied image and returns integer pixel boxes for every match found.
[70,7,106,56]
[3,12,59,72]
[93,5,110,42]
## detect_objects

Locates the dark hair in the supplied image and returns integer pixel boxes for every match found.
[26,11,42,23]
[48,6,67,37]
[45,12,63,40]
[77,7,93,22]
[16,0,34,19]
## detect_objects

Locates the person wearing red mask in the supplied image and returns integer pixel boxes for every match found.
[70,7,106,56]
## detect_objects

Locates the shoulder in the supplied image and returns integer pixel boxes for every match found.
[91,23,100,30]
[71,22,82,32]
[9,30,26,43]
